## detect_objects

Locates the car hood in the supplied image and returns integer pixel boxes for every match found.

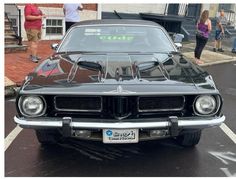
[21,52,218,95]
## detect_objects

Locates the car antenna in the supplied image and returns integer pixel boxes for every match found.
[114,10,122,19]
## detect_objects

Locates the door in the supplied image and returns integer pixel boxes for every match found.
[167,4,179,15]
[186,4,201,19]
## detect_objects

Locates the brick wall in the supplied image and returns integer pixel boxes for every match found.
[17,3,97,11]
[83,4,97,11]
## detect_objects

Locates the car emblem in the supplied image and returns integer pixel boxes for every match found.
[103,85,136,94]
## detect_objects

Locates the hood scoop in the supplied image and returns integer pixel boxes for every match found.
[32,53,205,86]
[78,61,103,72]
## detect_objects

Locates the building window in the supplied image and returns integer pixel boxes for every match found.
[218,4,231,11]
[46,19,63,35]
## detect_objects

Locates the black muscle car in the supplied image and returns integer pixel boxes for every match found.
[15,20,225,147]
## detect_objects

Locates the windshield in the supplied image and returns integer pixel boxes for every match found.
[58,26,175,53]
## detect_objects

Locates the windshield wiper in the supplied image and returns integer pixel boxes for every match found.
[137,61,159,72]
[56,51,107,55]
[77,61,103,72]
[56,51,181,56]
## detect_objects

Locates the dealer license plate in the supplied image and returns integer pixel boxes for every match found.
[103,129,139,143]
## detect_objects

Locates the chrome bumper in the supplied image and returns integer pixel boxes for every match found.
[14,115,225,129]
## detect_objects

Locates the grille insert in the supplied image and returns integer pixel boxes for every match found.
[138,96,185,112]
[55,96,102,112]
[111,97,131,119]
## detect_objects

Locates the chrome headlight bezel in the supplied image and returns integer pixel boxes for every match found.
[18,95,47,117]
[193,95,221,116]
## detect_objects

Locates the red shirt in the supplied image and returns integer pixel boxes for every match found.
[24,4,43,30]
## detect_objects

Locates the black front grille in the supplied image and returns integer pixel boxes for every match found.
[53,95,187,119]
[55,96,102,112]
[138,96,185,112]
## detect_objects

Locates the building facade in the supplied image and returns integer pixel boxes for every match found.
[5,4,98,41]
[5,3,236,41]
[101,3,236,27]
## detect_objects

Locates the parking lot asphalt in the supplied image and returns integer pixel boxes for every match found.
[204,62,236,133]
[4,127,236,177]
[5,62,236,177]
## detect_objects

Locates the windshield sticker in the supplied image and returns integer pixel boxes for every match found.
[85,28,101,36]
[99,35,134,41]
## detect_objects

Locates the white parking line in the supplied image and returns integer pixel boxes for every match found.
[4,123,235,151]
[8,98,16,102]
[5,125,23,151]
[220,123,236,144]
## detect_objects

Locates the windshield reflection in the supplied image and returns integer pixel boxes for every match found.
[59,26,175,53]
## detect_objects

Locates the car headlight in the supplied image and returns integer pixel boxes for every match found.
[194,95,217,115]
[19,96,46,117]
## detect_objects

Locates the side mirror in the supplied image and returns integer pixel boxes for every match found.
[173,33,184,50]
[51,43,59,50]
[174,43,182,50]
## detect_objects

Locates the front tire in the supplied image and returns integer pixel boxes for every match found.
[35,129,61,145]
[176,130,201,147]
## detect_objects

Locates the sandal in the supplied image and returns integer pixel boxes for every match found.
[195,60,204,64]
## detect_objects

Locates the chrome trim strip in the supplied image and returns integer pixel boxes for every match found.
[54,96,102,112]
[19,90,220,96]
[138,96,185,112]
[14,115,225,129]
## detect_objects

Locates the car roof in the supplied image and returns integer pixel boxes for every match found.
[71,19,161,27]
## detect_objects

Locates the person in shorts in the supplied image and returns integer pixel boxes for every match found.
[24,4,45,63]
[63,3,83,32]
[213,9,227,52]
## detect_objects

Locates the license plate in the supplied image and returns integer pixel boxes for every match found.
[103,129,139,143]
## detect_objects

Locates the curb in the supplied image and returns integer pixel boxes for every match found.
[199,58,236,67]
[5,86,17,98]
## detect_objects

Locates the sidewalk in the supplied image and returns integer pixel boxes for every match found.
[181,38,236,66]
[5,40,59,97]
[5,40,59,86]
[5,77,16,97]
[4,39,236,97]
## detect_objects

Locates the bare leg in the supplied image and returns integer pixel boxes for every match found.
[218,41,222,49]
[214,40,217,48]
[28,41,32,55]
[213,40,217,52]
[31,41,38,57]
[29,41,39,62]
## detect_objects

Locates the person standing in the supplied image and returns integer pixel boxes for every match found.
[213,9,227,52]
[63,3,83,32]
[24,4,45,63]
[194,10,212,64]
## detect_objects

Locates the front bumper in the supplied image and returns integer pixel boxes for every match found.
[14,115,225,130]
